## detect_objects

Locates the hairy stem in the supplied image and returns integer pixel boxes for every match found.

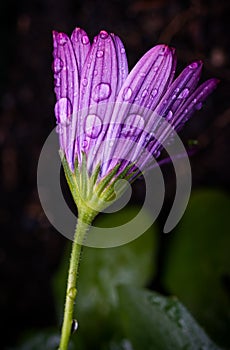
[58,216,91,350]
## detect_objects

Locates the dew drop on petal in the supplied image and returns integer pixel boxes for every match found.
[100,30,109,39]
[82,78,88,87]
[85,114,102,138]
[57,33,68,45]
[166,110,173,120]
[54,77,61,87]
[92,83,111,102]
[159,46,166,55]
[55,124,63,134]
[121,114,145,137]
[120,47,126,54]
[82,139,88,149]
[52,58,64,73]
[81,35,90,45]
[122,87,132,101]
[195,102,202,110]
[178,88,190,99]
[189,62,198,69]
[54,97,73,125]
[141,89,148,98]
[151,88,158,98]
[96,50,104,58]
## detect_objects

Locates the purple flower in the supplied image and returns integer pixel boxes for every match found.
[52,28,218,190]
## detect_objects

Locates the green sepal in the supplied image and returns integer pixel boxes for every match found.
[95,162,121,197]
[59,150,79,204]
[80,152,89,199]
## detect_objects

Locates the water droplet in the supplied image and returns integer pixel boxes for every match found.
[52,57,64,73]
[195,102,202,110]
[68,287,77,300]
[151,88,158,98]
[141,89,148,98]
[121,114,145,137]
[153,65,159,72]
[148,295,162,306]
[54,77,61,87]
[94,69,98,76]
[82,139,88,149]
[55,124,63,134]
[54,97,73,125]
[189,62,198,69]
[85,114,102,138]
[92,83,111,102]
[166,110,173,120]
[57,33,68,45]
[81,35,89,45]
[71,319,78,334]
[82,78,88,87]
[96,50,104,58]
[153,150,161,158]
[159,46,166,55]
[100,30,109,39]
[172,94,177,100]
[120,47,126,54]
[122,87,133,101]
[178,88,190,99]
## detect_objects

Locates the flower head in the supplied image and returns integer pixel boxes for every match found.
[52,28,218,215]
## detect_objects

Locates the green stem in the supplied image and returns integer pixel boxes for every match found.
[58,215,91,350]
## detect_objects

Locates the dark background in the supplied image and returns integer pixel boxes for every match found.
[0,0,229,348]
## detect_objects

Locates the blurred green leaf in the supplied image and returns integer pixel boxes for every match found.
[101,338,134,350]
[8,331,75,350]
[163,189,230,347]
[53,205,158,348]
[118,285,220,350]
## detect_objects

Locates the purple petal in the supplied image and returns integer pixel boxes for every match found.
[76,30,121,169]
[71,27,91,77]
[117,44,176,107]
[52,31,79,168]
[144,61,203,151]
[174,78,219,131]
[110,33,129,96]
[100,45,176,176]
[154,60,203,119]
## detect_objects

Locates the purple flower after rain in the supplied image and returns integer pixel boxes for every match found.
[52,27,218,350]
[52,28,218,212]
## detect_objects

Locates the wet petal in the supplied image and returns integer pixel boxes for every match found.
[76,30,120,169]
[117,44,176,107]
[101,45,176,176]
[155,60,203,119]
[111,33,129,96]
[71,27,91,77]
[52,31,79,167]
[145,61,203,149]
[174,78,219,131]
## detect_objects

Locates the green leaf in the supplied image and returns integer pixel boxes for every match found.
[162,189,230,347]
[53,206,158,348]
[8,331,75,350]
[118,285,220,350]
